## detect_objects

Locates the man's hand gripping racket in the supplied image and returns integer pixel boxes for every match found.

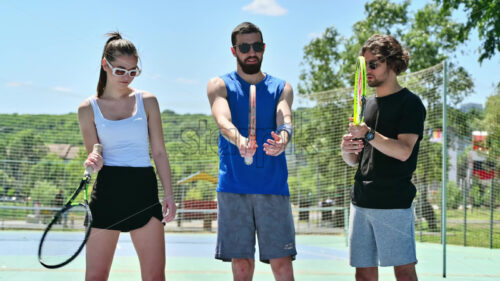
[342,56,367,154]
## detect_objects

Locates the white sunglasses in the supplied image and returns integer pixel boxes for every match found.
[105,58,141,77]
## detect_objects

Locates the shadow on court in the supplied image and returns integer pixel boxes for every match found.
[0,231,498,281]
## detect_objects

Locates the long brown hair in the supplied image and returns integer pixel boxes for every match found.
[96,32,139,97]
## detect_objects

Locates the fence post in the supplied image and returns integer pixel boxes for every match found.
[419,184,423,242]
[442,60,448,278]
[462,179,467,246]
[2,160,6,198]
[490,177,495,249]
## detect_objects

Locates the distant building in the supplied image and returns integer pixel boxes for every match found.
[460,103,483,113]
[46,144,80,160]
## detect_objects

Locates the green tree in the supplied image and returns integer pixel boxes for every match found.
[31,180,58,206]
[438,0,500,63]
[483,83,500,169]
[5,130,48,199]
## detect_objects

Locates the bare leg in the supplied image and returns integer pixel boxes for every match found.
[130,218,166,281]
[355,267,378,281]
[270,256,294,281]
[394,262,418,281]
[232,258,255,281]
[85,228,120,281]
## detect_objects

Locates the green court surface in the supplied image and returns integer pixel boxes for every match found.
[0,231,498,281]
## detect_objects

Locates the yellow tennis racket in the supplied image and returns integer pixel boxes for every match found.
[353,56,367,126]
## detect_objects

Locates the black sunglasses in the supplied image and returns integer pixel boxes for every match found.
[233,42,265,54]
[367,58,386,70]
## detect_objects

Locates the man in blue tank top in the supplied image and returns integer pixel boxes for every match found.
[207,22,296,281]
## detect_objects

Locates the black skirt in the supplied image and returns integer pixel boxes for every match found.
[89,165,164,232]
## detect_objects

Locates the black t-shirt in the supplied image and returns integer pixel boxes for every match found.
[351,88,426,209]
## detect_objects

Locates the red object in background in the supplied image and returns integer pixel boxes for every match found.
[473,169,495,180]
[182,200,217,220]
[473,160,496,180]
[472,131,488,151]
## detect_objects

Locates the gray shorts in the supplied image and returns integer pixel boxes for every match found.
[349,204,417,267]
[215,192,297,263]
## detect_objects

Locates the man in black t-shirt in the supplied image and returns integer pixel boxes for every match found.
[341,34,425,281]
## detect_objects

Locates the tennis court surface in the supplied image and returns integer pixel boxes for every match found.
[1,230,498,281]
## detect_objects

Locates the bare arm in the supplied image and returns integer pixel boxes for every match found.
[207,77,256,158]
[77,99,103,172]
[264,82,293,156]
[143,92,176,222]
[350,123,418,162]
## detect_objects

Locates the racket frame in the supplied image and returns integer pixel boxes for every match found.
[353,56,367,126]
[245,84,257,165]
[38,176,93,269]
[38,143,101,269]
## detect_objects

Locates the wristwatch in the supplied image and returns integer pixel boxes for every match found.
[364,127,375,141]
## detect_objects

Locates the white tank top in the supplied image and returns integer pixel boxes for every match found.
[89,92,151,167]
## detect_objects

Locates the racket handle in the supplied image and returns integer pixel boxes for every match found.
[244,156,253,165]
[85,144,103,176]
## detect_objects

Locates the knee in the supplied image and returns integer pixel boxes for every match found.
[395,264,417,281]
[270,257,293,276]
[355,271,377,281]
[232,259,254,280]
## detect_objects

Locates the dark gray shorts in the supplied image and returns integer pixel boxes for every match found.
[215,192,297,263]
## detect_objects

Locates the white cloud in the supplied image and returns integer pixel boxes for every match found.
[176,77,198,85]
[242,0,287,16]
[52,86,72,93]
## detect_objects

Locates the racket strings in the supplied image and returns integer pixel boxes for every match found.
[353,56,367,126]
[39,205,90,266]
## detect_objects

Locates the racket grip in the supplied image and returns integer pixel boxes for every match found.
[85,144,103,175]
[244,156,253,165]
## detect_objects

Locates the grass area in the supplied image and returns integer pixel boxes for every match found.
[416,207,499,248]
[446,207,500,221]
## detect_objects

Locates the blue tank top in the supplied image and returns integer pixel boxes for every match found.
[217,71,289,195]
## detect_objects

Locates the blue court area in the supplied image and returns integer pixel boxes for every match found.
[0,231,498,281]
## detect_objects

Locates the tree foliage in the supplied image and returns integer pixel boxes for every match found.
[483,83,500,168]
[438,0,500,63]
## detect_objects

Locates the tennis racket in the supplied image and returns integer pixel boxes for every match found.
[244,84,256,165]
[38,143,102,269]
[353,56,367,126]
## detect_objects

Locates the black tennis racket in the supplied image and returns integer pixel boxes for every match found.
[38,143,102,269]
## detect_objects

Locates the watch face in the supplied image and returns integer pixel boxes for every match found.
[365,131,375,141]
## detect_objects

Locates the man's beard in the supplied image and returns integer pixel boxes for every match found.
[367,79,383,87]
[367,69,389,87]
[237,56,262,74]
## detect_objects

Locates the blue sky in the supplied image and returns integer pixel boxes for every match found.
[1,0,498,115]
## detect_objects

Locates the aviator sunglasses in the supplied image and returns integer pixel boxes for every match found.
[233,42,265,54]
[105,58,141,77]
[367,57,386,70]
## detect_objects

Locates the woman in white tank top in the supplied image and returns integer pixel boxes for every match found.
[78,32,176,281]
